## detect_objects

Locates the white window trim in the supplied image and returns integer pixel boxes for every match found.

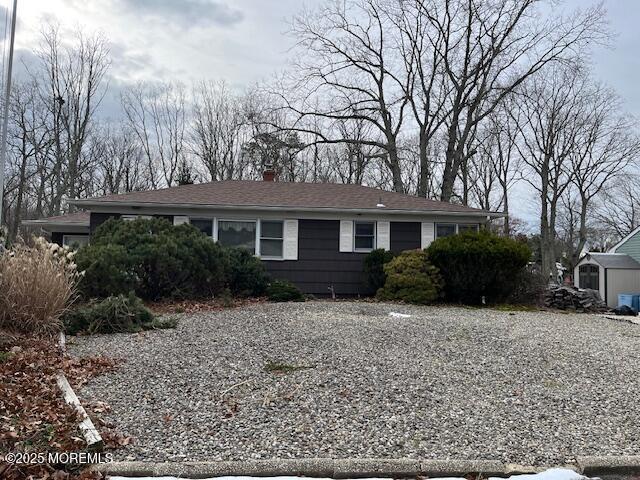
[216,218,258,254]
[353,220,377,253]
[376,221,390,251]
[259,219,285,260]
[435,222,480,238]
[122,214,153,221]
[62,234,89,248]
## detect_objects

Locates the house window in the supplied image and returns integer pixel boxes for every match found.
[260,220,284,258]
[436,223,457,238]
[458,224,480,234]
[62,234,89,249]
[218,220,256,254]
[579,264,599,290]
[190,218,213,237]
[436,223,480,238]
[354,221,376,251]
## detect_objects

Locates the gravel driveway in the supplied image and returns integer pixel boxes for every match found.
[70,301,640,466]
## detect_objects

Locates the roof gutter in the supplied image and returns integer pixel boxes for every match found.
[22,219,89,225]
[68,199,505,218]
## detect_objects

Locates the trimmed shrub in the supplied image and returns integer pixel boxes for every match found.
[0,238,79,334]
[267,280,305,302]
[427,230,531,304]
[227,247,270,297]
[376,250,443,304]
[363,249,396,292]
[74,244,135,298]
[75,218,229,300]
[63,293,163,335]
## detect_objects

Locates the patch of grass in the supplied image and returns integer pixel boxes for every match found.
[264,361,315,374]
[542,379,561,389]
[143,316,179,330]
[0,351,10,363]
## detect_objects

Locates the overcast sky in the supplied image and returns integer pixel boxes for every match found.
[3,0,640,225]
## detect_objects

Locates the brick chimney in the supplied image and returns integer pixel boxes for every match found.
[262,163,276,182]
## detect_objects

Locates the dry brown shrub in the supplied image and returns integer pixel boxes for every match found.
[0,238,80,334]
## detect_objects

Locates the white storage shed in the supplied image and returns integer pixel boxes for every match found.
[574,252,640,308]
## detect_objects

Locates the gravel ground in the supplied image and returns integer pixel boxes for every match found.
[70,301,640,466]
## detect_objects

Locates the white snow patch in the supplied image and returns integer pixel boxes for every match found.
[108,467,586,480]
[388,312,411,318]
[490,469,585,480]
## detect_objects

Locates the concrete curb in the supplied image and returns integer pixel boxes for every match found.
[97,456,640,478]
[576,456,640,475]
[97,458,507,478]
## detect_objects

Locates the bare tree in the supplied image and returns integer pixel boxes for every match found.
[428,0,607,202]
[282,0,412,192]
[595,174,640,241]
[191,80,249,181]
[564,82,640,268]
[121,81,186,188]
[35,24,110,213]
[4,80,51,239]
[92,123,152,194]
[328,118,378,185]
[477,100,523,234]
[513,66,588,280]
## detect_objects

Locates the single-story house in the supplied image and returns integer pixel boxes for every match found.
[23,174,501,296]
[574,227,640,308]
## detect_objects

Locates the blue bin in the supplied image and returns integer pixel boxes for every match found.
[618,294,640,312]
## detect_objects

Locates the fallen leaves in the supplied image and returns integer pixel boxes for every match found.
[0,334,120,479]
[145,296,266,315]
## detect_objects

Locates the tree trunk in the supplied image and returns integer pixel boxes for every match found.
[502,181,510,236]
[386,139,403,193]
[417,131,429,197]
[440,136,462,202]
[10,153,28,241]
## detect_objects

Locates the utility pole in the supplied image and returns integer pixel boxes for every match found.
[0,0,18,228]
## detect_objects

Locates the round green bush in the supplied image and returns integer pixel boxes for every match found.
[363,248,396,293]
[227,247,270,297]
[376,250,443,304]
[267,279,305,302]
[427,230,531,304]
[76,218,229,300]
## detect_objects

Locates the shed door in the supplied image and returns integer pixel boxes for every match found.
[579,264,599,290]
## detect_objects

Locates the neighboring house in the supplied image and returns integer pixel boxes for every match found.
[23,174,501,295]
[574,227,640,307]
[23,211,91,248]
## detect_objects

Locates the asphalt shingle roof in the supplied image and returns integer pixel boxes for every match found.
[22,211,90,226]
[586,253,640,269]
[72,180,492,215]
